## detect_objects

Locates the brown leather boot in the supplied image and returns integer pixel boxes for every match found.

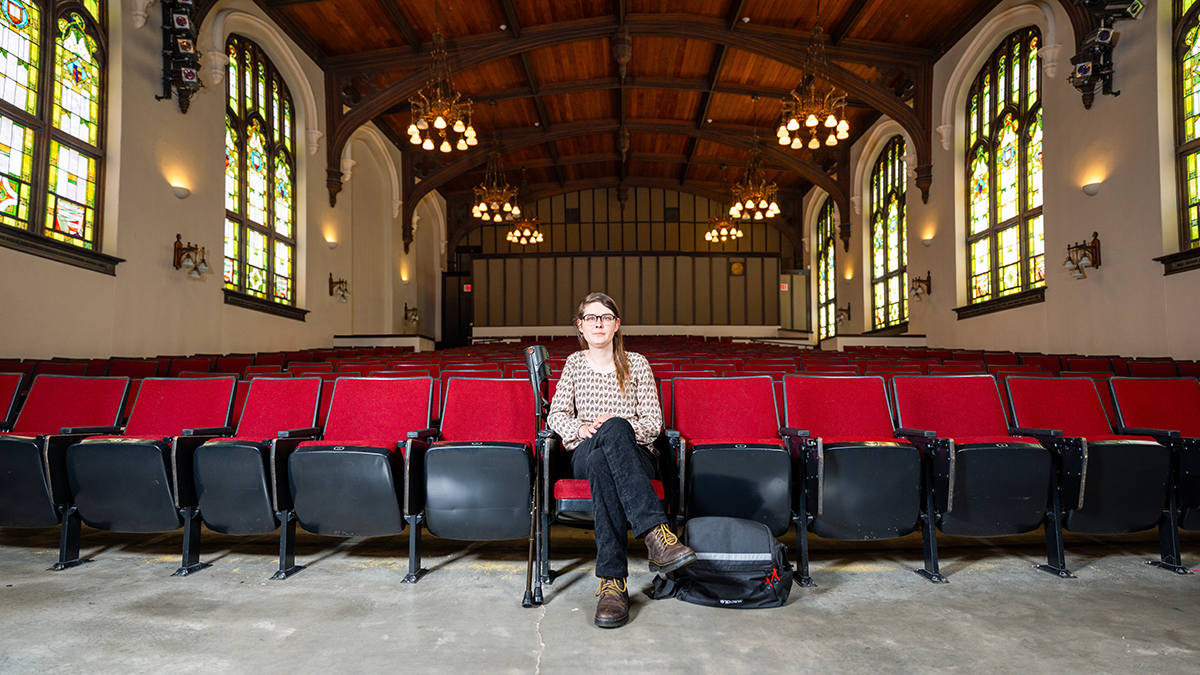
[594,577,629,628]
[645,523,697,574]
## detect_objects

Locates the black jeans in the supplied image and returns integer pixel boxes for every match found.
[571,417,667,578]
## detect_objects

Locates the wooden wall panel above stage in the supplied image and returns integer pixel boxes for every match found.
[473,254,780,327]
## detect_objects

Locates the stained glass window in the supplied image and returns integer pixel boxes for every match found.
[225,35,297,305]
[0,3,105,254]
[965,27,1043,302]
[870,136,907,330]
[1178,4,1200,250]
[816,199,837,341]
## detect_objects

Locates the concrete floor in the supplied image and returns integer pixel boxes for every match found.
[1,525,1198,675]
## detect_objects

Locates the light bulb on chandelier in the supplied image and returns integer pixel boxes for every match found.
[407,5,476,154]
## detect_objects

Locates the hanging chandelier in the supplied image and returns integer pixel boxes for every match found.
[730,149,779,221]
[777,84,849,150]
[407,6,476,153]
[472,150,519,222]
[704,213,744,244]
[776,4,850,151]
[505,168,543,245]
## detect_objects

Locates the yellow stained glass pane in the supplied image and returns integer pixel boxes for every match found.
[0,0,40,115]
[45,140,97,249]
[0,114,33,230]
[1027,109,1043,209]
[246,120,267,224]
[995,115,1019,221]
[224,218,239,288]
[225,117,239,213]
[53,14,101,146]
[1028,214,1045,288]
[227,42,238,112]
[273,156,292,237]
[246,228,267,297]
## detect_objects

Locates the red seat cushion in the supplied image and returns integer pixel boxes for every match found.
[821,436,909,445]
[954,435,1039,445]
[686,437,784,447]
[555,478,664,501]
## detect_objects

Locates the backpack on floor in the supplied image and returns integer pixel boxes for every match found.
[652,516,793,609]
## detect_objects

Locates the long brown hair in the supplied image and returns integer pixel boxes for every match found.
[575,292,631,395]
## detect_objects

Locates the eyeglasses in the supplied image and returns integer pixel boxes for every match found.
[580,314,617,326]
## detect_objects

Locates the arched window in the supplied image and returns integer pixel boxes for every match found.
[0,2,105,253]
[966,27,1043,304]
[1177,0,1200,251]
[816,198,837,340]
[870,136,906,330]
[225,35,296,305]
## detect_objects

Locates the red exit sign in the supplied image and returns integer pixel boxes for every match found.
[779,283,789,292]
[463,284,472,292]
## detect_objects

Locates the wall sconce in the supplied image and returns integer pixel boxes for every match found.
[836,302,851,325]
[404,303,420,324]
[1082,182,1102,196]
[1064,232,1102,280]
[329,272,349,302]
[171,185,191,199]
[173,234,208,279]
[910,271,932,301]
[325,236,338,249]
[922,235,934,247]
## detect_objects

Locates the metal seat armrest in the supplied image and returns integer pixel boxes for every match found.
[0,422,11,432]
[1010,427,1063,438]
[1116,427,1180,438]
[59,425,123,435]
[171,436,212,509]
[537,428,561,441]
[268,437,307,512]
[182,426,235,437]
[406,427,440,441]
[403,438,430,516]
[779,427,810,438]
[895,428,937,439]
[277,427,321,439]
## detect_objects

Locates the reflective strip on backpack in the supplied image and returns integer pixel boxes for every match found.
[694,552,773,561]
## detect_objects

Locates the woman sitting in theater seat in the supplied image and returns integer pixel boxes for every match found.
[547,292,696,629]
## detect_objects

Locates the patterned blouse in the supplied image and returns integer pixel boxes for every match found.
[547,350,662,451]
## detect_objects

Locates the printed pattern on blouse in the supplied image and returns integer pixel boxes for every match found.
[547,350,662,450]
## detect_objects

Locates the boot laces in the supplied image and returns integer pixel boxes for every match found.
[596,577,627,597]
[653,523,679,546]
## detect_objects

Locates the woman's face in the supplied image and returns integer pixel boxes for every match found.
[577,301,620,350]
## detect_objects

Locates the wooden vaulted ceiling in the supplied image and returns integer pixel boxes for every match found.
[246,0,1039,249]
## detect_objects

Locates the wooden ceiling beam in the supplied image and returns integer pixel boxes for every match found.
[378,0,422,53]
[830,0,872,46]
[251,0,326,65]
[469,151,793,174]
[726,0,751,30]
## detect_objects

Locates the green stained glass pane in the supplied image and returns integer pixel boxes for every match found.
[246,120,267,224]
[1184,0,1199,18]
[970,147,990,235]
[1028,214,1045,288]
[873,282,885,329]
[887,276,900,325]
[227,43,238,112]
[1028,36,1039,110]
[1027,109,1043,209]
[243,48,253,114]
[1011,42,1021,107]
[982,74,991,138]
[998,226,1021,295]
[224,218,239,288]
[257,62,266,114]
[284,101,292,152]
[273,157,292,237]
[995,115,1019,221]
[970,238,991,302]
[272,79,280,143]
[886,197,899,272]
[872,218,884,277]
[273,241,291,302]
[0,114,33,229]
[0,0,40,116]
[817,200,836,340]
[246,229,267,297]
[225,117,239,213]
[54,14,100,146]
[1186,27,1200,142]
[45,141,96,249]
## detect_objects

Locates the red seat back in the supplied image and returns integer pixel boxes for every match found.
[784,375,894,438]
[168,357,213,377]
[928,363,985,375]
[891,375,1009,438]
[215,355,255,378]
[672,376,778,439]
[951,352,985,362]
[1006,377,1113,437]
[983,353,1019,366]
[0,372,21,424]
[986,364,1041,375]
[804,364,862,375]
[230,380,251,427]
[255,353,285,367]
[440,378,535,443]
[1110,378,1200,437]
[289,363,333,375]
[1059,372,1117,424]
[317,380,337,426]
[1019,354,1061,376]
[107,359,159,379]
[236,377,322,439]
[0,362,35,379]
[1126,361,1178,378]
[1065,357,1112,374]
[12,375,128,436]
[32,362,88,377]
[124,377,237,438]
[244,365,282,377]
[323,377,433,443]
